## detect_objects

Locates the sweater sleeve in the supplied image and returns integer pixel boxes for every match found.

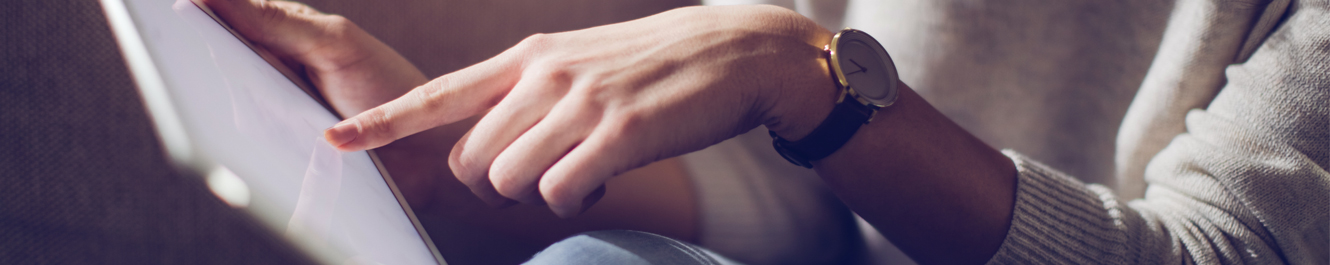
[986,2,1330,264]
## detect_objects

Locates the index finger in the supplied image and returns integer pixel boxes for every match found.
[324,54,520,151]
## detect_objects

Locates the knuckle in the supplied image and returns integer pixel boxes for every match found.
[516,33,553,54]
[567,73,603,96]
[415,76,487,120]
[290,2,323,15]
[488,150,544,200]
[269,1,320,16]
[449,153,488,186]
[253,4,289,43]
[322,14,353,31]
[486,158,514,188]
[537,177,578,209]
[357,108,396,139]
[257,2,286,23]
[574,77,619,105]
[607,110,647,137]
[315,15,360,45]
[527,65,573,88]
[489,170,528,199]
[408,85,446,117]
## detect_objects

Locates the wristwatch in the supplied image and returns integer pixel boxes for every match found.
[771,29,899,168]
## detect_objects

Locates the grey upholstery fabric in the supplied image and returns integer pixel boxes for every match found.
[0,0,311,264]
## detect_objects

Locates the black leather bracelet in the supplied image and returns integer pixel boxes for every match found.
[770,93,875,168]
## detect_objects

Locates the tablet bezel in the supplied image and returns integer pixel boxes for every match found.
[99,0,446,263]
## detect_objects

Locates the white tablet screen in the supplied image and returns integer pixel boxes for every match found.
[115,0,440,264]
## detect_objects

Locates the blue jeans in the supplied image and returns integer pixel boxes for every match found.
[525,230,741,265]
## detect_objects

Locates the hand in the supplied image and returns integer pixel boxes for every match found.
[202,0,469,207]
[201,0,427,117]
[325,5,838,217]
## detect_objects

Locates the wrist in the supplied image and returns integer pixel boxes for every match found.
[766,28,903,168]
[763,34,839,141]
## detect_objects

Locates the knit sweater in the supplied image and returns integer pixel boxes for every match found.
[989,0,1329,263]
[701,0,1328,264]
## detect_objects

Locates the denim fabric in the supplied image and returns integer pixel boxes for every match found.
[526,230,740,265]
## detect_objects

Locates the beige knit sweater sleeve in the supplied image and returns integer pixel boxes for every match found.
[984,1,1330,262]
[986,1,1330,264]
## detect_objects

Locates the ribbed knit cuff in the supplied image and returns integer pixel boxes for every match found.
[986,150,1130,264]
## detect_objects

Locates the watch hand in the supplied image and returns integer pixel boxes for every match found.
[847,59,867,75]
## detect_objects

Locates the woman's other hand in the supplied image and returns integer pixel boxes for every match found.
[201,0,427,117]
[202,0,466,208]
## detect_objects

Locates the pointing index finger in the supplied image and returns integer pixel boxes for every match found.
[325,54,520,151]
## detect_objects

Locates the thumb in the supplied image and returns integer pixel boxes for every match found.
[200,0,335,58]
[324,54,523,151]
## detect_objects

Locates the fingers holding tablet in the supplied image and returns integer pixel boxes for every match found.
[201,0,331,57]
[202,0,429,117]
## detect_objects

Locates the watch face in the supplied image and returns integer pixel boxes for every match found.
[831,30,898,107]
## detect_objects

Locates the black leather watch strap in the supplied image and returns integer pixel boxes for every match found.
[770,93,875,168]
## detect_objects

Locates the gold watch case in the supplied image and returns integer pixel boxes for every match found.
[826,29,900,110]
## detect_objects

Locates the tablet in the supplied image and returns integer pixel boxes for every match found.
[100,0,446,264]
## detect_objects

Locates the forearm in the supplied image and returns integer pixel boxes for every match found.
[795,82,1017,264]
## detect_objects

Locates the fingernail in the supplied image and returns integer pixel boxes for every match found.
[324,121,359,147]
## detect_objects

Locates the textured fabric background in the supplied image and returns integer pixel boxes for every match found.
[0,0,312,263]
[840,0,1175,187]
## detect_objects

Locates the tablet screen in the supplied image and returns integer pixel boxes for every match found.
[112,0,441,264]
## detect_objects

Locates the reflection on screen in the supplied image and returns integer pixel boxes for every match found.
[121,0,438,264]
